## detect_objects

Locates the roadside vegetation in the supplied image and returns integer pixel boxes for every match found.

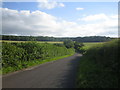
[1,39,99,75]
[1,41,75,74]
[2,36,118,88]
[76,39,119,88]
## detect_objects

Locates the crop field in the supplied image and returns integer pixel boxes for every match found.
[0,40,63,44]
[82,42,105,50]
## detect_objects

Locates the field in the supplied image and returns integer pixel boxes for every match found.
[82,42,105,50]
[0,40,63,44]
[1,40,105,46]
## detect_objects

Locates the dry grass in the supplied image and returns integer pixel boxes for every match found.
[1,40,63,44]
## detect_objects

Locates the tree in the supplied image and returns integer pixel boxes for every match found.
[74,41,84,52]
[63,40,74,48]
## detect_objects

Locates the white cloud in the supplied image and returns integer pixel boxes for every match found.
[76,7,84,10]
[2,8,118,37]
[78,14,118,37]
[59,3,65,7]
[80,13,109,21]
[37,0,65,9]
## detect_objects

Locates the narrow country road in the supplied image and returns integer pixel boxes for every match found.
[2,53,82,88]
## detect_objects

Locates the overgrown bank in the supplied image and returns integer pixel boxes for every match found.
[76,39,119,88]
[1,42,75,74]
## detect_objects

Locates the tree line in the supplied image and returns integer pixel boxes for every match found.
[1,35,112,42]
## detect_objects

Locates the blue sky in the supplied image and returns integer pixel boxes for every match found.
[3,2,117,21]
[2,1,118,37]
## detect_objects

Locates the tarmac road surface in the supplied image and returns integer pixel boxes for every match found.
[2,53,82,88]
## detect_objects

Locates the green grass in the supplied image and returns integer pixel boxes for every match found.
[1,53,74,75]
[76,39,119,88]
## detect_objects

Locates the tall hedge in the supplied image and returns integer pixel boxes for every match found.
[76,39,119,88]
[2,42,75,73]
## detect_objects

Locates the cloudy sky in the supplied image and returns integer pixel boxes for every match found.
[2,1,118,37]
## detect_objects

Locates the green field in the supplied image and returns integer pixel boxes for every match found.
[82,42,105,50]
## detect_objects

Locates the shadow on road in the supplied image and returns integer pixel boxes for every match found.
[57,53,82,88]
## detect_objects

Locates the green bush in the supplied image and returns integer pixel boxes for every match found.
[63,40,74,48]
[74,41,84,53]
[2,43,26,68]
[76,39,119,88]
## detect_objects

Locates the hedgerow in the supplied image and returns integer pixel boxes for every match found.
[76,39,119,88]
[2,42,75,74]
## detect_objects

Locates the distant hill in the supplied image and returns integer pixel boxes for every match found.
[1,35,113,42]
